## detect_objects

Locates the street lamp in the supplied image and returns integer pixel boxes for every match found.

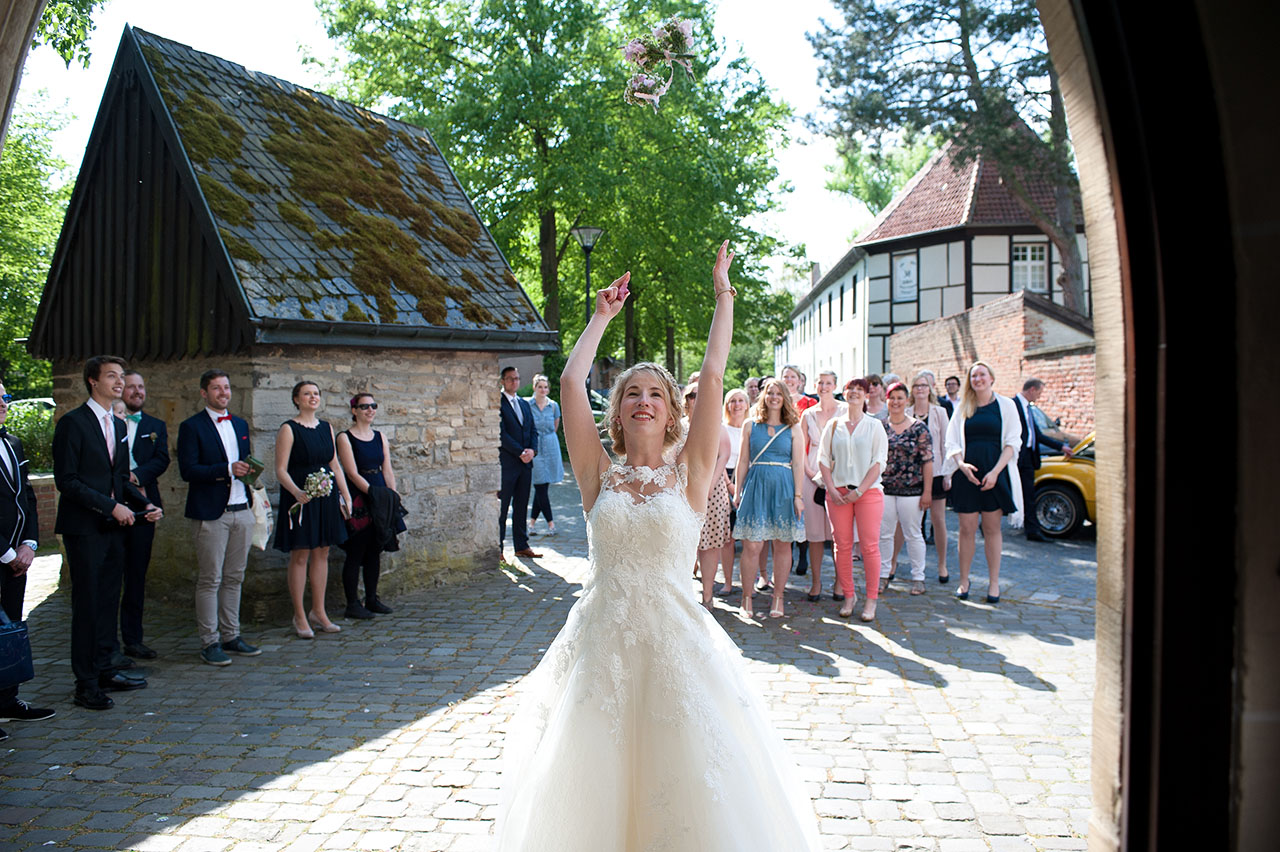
[570,226,605,325]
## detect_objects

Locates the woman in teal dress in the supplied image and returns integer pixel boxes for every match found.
[526,374,564,535]
[732,378,805,618]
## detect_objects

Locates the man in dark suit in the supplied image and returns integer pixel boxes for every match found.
[0,381,55,741]
[176,369,260,667]
[498,366,540,558]
[116,370,169,661]
[53,357,160,710]
[1014,378,1074,542]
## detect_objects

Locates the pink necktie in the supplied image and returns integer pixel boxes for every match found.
[103,414,115,461]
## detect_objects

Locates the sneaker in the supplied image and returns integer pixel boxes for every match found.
[365,596,393,615]
[221,637,261,657]
[345,601,375,619]
[200,643,232,666]
[0,699,56,722]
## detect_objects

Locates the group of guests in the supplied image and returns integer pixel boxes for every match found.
[679,361,1073,622]
[0,356,407,733]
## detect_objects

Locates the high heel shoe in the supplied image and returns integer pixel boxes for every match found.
[838,591,858,618]
[860,600,877,622]
[938,570,950,585]
[293,616,314,639]
[769,592,784,618]
[956,584,970,601]
[307,611,341,633]
[832,583,845,602]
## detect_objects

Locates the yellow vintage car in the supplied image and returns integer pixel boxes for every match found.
[1033,431,1097,537]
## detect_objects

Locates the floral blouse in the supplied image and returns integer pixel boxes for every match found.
[881,419,933,496]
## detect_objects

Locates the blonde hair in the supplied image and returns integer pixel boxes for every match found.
[749,378,800,426]
[911,370,939,405]
[722,387,748,422]
[957,361,996,419]
[605,362,685,457]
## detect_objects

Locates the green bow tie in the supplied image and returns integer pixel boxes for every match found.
[125,412,142,423]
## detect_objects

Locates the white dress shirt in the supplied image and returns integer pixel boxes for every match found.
[207,407,248,505]
[1014,393,1037,451]
[0,435,36,564]
[503,390,523,424]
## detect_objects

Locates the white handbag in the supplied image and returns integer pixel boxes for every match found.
[249,483,273,551]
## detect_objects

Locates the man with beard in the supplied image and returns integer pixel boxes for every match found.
[117,371,169,660]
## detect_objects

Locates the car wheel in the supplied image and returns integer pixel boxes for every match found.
[1035,483,1084,538]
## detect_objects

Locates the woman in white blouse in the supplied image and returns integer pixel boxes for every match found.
[718,388,749,596]
[942,361,1023,603]
[818,378,888,621]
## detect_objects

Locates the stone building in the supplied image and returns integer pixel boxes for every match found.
[776,139,1091,379]
[26,27,556,616]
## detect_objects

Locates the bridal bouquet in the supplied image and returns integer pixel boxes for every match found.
[622,17,696,111]
[288,469,333,528]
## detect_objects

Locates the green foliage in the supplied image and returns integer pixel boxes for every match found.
[826,132,940,218]
[4,404,54,472]
[0,98,70,397]
[316,0,796,360]
[811,0,1086,311]
[32,0,107,68]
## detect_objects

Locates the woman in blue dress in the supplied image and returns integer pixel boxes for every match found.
[336,392,405,619]
[274,381,352,638]
[732,378,805,618]
[526,374,564,535]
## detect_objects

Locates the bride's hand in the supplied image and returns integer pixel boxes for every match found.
[712,240,734,293]
[593,272,630,320]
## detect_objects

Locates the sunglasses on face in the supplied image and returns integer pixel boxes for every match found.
[354,402,378,411]
[0,394,11,403]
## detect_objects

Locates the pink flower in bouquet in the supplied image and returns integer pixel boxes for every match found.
[652,25,668,41]
[623,38,647,65]
[676,19,694,48]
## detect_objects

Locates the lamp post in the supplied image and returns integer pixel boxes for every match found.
[569,226,605,325]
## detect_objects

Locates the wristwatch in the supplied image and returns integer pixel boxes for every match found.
[21,540,37,552]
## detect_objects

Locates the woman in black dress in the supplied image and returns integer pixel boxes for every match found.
[336,393,404,619]
[275,381,352,637]
[942,362,1024,603]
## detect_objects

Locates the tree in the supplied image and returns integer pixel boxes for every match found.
[0,98,71,396]
[317,0,795,361]
[810,0,1086,313]
[33,0,109,68]
[825,131,938,217]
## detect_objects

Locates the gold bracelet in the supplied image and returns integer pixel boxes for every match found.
[714,285,737,299]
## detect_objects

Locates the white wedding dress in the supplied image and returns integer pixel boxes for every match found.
[497,462,822,851]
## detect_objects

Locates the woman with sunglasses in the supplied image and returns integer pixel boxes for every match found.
[526,374,564,536]
[336,393,402,619]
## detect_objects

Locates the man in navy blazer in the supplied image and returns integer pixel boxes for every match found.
[0,380,55,740]
[53,357,159,710]
[499,366,539,558]
[117,371,169,661]
[176,369,260,666]
[1014,379,1074,542]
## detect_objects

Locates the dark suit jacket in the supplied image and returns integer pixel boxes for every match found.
[0,429,38,553]
[1014,395,1070,469]
[499,394,536,474]
[128,411,170,508]
[177,410,251,520]
[52,403,149,535]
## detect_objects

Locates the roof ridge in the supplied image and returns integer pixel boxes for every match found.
[854,139,953,245]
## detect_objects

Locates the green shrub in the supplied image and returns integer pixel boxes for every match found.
[5,404,54,472]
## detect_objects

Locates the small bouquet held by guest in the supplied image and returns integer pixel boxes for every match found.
[288,469,333,528]
[622,17,696,111]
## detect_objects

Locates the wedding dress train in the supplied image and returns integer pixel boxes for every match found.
[497,463,822,851]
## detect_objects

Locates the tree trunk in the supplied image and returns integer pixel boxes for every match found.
[665,321,676,375]
[624,292,636,366]
[538,207,559,337]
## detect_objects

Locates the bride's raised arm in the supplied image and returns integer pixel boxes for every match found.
[561,271,630,511]
[683,241,736,510]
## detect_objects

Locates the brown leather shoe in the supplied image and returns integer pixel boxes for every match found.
[514,548,543,558]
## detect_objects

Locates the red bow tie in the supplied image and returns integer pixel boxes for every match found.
[216,415,232,423]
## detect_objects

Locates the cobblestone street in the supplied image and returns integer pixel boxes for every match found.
[1,479,1096,851]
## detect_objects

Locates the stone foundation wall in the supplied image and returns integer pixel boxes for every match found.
[49,346,503,624]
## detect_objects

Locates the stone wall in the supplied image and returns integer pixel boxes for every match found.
[29,474,56,545]
[49,346,504,623]
[887,290,1096,436]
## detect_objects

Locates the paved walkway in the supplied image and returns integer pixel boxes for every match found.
[1,479,1096,851]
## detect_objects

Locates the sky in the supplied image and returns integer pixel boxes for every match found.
[16,0,873,293]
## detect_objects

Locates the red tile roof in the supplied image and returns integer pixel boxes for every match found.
[857,138,1074,245]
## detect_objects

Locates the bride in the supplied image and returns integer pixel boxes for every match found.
[496,243,822,851]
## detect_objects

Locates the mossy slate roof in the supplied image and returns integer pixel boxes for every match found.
[132,28,549,342]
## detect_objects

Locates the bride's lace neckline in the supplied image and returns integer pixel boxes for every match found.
[599,461,687,507]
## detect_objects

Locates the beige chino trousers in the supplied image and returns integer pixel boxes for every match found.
[193,508,253,647]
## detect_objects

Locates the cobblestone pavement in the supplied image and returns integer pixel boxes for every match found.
[1,479,1095,851]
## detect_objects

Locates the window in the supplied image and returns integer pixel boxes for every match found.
[1012,243,1049,293]
[839,284,845,322]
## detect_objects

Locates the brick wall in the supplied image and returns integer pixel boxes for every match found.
[49,346,505,621]
[29,474,56,545]
[888,291,1096,436]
